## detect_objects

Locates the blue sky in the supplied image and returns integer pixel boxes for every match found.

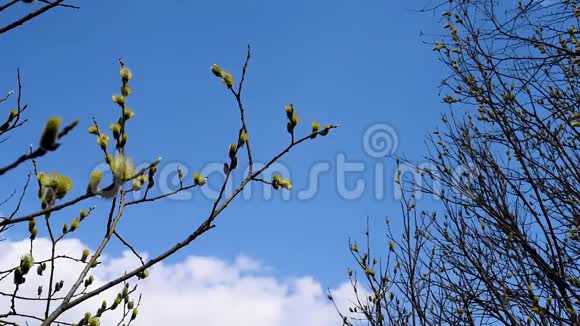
[0,0,446,289]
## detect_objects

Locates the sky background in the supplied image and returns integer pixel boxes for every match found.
[0,0,446,300]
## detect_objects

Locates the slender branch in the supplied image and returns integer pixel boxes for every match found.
[0,0,65,35]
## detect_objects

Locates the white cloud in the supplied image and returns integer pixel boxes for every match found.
[0,238,358,326]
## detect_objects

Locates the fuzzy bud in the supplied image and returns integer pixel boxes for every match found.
[238,131,248,148]
[40,116,62,149]
[8,109,17,121]
[84,275,94,287]
[271,174,292,190]
[110,154,136,181]
[284,104,294,117]
[81,249,90,263]
[20,254,34,274]
[223,72,234,88]
[120,67,133,82]
[193,173,206,186]
[97,133,110,149]
[121,85,132,97]
[88,169,103,194]
[109,123,121,139]
[87,125,99,135]
[211,64,223,78]
[119,133,128,147]
[311,121,320,138]
[80,209,89,220]
[70,218,80,232]
[88,317,100,326]
[319,124,331,136]
[290,113,300,126]
[123,108,135,120]
[131,308,138,321]
[137,269,150,279]
[229,143,237,159]
[112,95,125,106]
[38,172,73,199]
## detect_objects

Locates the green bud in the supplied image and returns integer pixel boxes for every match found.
[319,124,332,136]
[87,125,99,135]
[223,72,234,88]
[109,123,121,139]
[97,133,110,148]
[110,154,135,181]
[271,174,293,190]
[88,169,103,194]
[193,173,206,186]
[137,269,150,279]
[84,275,94,287]
[119,133,128,147]
[8,109,17,121]
[62,223,69,234]
[211,64,223,78]
[112,95,125,106]
[38,172,73,199]
[238,131,248,147]
[229,143,237,158]
[131,308,138,321]
[311,121,320,138]
[123,108,135,120]
[40,116,62,149]
[20,254,34,274]
[81,249,90,263]
[132,177,144,191]
[70,218,80,232]
[290,114,300,126]
[121,84,132,97]
[279,178,292,190]
[284,104,294,117]
[311,121,320,132]
[120,67,133,81]
[80,209,89,220]
[28,218,36,232]
[364,266,375,277]
[138,174,148,185]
